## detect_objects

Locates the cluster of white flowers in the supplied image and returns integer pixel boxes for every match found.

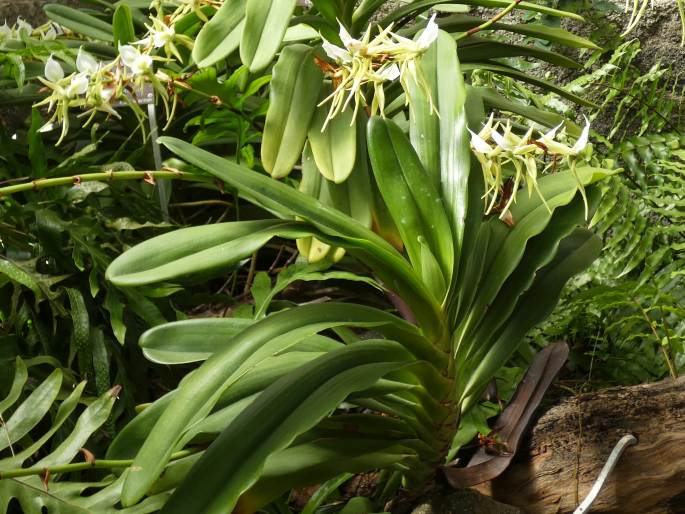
[34,0,200,145]
[0,18,61,41]
[318,15,439,129]
[469,114,592,220]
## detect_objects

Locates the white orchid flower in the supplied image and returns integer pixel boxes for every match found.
[44,55,65,82]
[119,44,153,76]
[148,17,175,48]
[76,48,99,75]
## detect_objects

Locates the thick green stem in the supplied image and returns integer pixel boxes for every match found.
[0,170,211,198]
[0,448,202,479]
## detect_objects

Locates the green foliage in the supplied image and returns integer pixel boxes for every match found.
[531,40,685,385]
[0,0,622,512]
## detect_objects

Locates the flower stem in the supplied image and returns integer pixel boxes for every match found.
[0,170,212,198]
[0,448,203,480]
[456,0,524,41]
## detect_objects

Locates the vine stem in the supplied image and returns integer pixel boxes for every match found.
[0,170,211,198]
[455,0,524,41]
[0,447,203,480]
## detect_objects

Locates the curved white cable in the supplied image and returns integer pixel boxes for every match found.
[573,434,637,514]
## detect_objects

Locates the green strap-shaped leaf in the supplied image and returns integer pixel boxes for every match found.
[454,189,600,367]
[459,228,602,408]
[238,438,412,512]
[458,37,580,68]
[367,117,454,298]
[159,341,413,514]
[0,369,62,452]
[159,136,445,338]
[240,0,298,72]
[106,220,309,287]
[308,102,357,183]
[0,358,28,416]
[461,62,597,107]
[193,0,247,67]
[407,30,468,287]
[43,4,113,42]
[119,304,419,506]
[471,86,583,137]
[262,44,323,178]
[113,4,136,47]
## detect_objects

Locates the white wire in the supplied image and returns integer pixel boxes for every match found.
[573,434,637,514]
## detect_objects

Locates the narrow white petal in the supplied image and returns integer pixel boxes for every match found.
[322,39,351,63]
[469,129,494,154]
[338,21,356,48]
[376,63,400,81]
[572,115,591,154]
[416,13,439,50]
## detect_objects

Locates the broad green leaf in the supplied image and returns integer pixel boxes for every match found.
[261,45,323,178]
[106,220,308,287]
[0,369,62,452]
[367,117,454,295]
[311,0,342,24]
[308,102,357,183]
[193,0,246,67]
[240,0,298,72]
[407,30,468,287]
[139,318,252,364]
[113,4,136,46]
[159,341,413,514]
[0,479,90,514]
[43,4,113,42]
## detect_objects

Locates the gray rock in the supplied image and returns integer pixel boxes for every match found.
[0,0,82,25]
[411,490,522,514]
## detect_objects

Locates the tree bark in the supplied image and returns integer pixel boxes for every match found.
[474,376,685,513]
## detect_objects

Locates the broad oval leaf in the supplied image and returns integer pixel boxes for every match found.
[308,103,357,183]
[43,4,114,42]
[193,0,247,67]
[240,0,298,72]
[261,45,323,179]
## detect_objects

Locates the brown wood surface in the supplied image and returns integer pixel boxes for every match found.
[474,376,685,513]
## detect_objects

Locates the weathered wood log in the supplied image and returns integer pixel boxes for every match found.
[474,376,685,513]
